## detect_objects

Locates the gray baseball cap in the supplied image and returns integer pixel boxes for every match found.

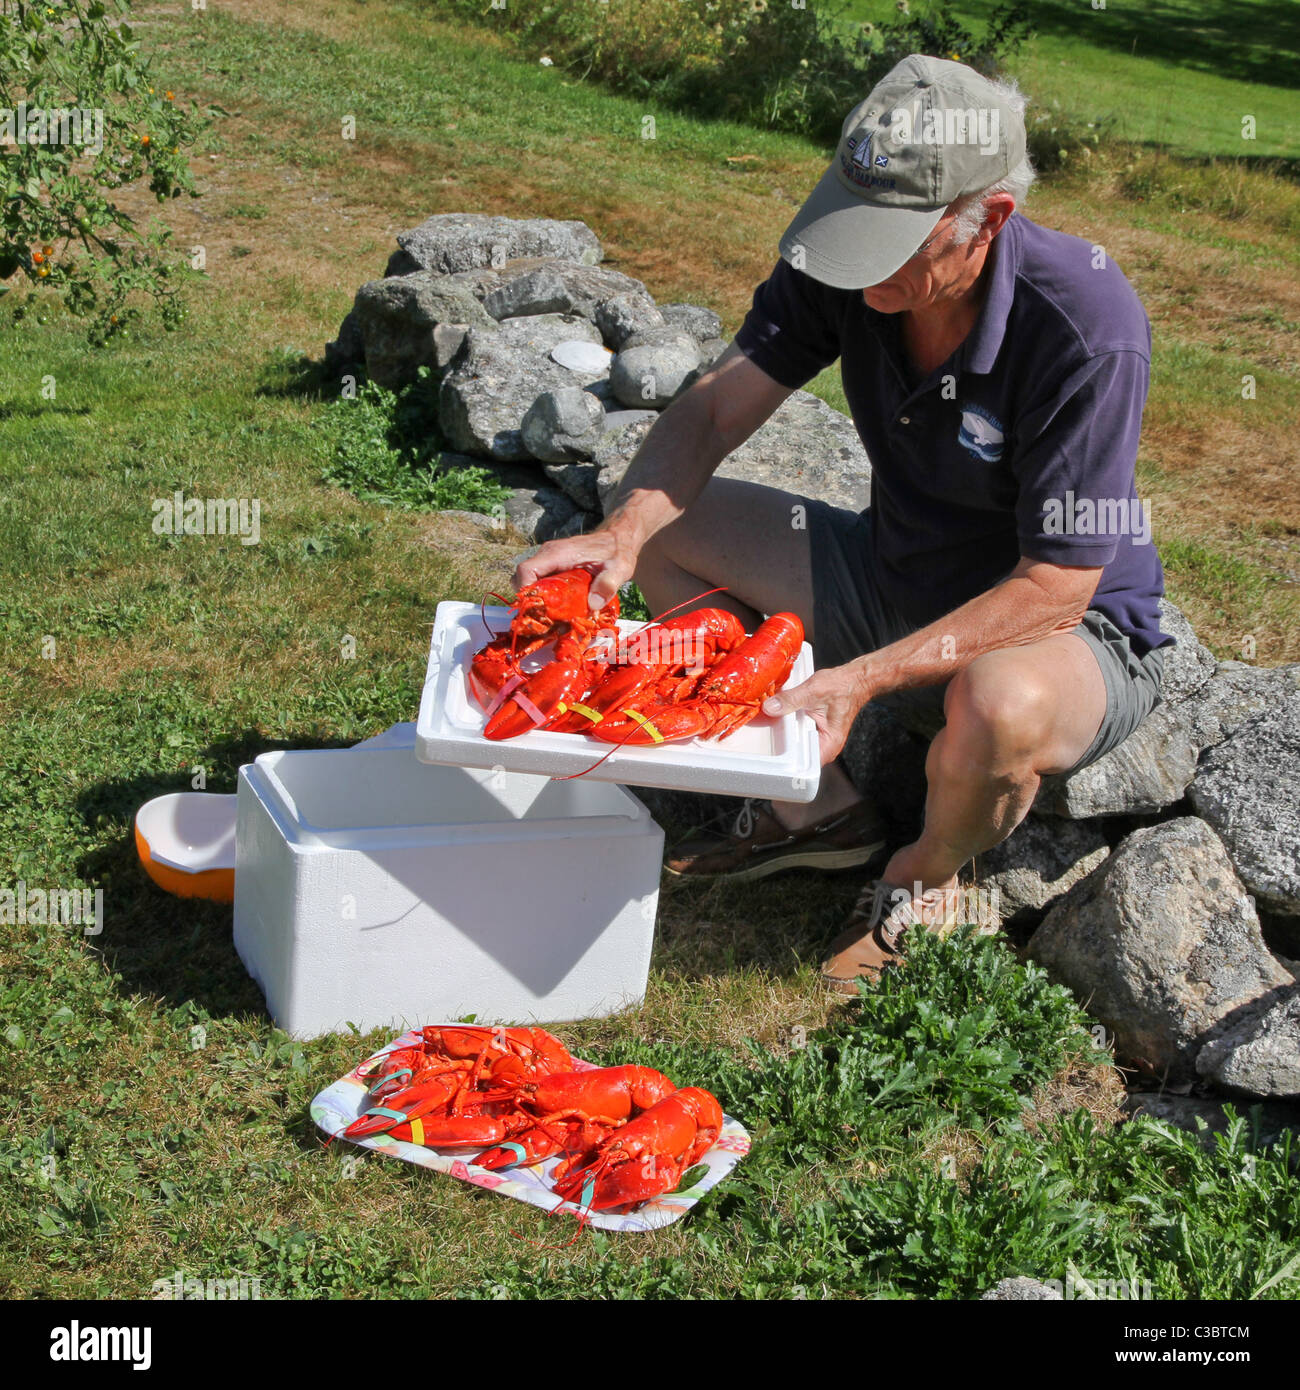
[779,55,1027,290]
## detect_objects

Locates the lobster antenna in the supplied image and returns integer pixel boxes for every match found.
[550,719,646,782]
[480,594,503,638]
[625,585,730,640]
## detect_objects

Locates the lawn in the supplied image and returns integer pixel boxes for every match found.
[1,0,1298,1300]
[845,0,1300,160]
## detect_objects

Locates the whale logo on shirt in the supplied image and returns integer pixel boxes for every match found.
[958,405,1005,463]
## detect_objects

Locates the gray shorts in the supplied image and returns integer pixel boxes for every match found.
[807,500,1164,775]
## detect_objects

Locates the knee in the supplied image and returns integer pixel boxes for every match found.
[941,654,1055,768]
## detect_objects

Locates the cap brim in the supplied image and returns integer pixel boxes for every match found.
[778,163,947,290]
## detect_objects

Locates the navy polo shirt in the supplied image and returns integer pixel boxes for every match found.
[733,212,1170,656]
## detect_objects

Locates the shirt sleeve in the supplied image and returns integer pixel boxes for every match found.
[732,257,842,390]
[1011,348,1150,566]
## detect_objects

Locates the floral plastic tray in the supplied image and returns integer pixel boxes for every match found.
[311,1029,751,1233]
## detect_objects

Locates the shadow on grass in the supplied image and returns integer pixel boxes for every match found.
[0,399,93,420]
[72,726,353,1020]
[1119,144,1300,186]
[251,349,342,403]
[1024,0,1300,91]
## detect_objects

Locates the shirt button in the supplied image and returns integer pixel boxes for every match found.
[899,415,911,425]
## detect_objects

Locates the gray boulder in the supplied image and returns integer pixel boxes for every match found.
[1190,692,1300,918]
[478,260,651,324]
[1157,598,1216,703]
[1035,700,1198,819]
[438,325,581,460]
[1196,989,1300,1099]
[482,266,573,320]
[839,701,930,838]
[519,386,606,464]
[619,325,704,354]
[610,335,701,408]
[493,313,603,356]
[1179,661,1300,750]
[659,302,723,341]
[394,214,602,275]
[697,336,728,369]
[976,814,1110,927]
[594,388,874,516]
[352,272,494,389]
[503,485,584,544]
[594,292,665,350]
[432,323,472,371]
[543,461,604,513]
[1028,817,1293,1081]
[324,307,363,374]
[980,1277,1063,1302]
[715,389,872,512]
[594,416,657,508]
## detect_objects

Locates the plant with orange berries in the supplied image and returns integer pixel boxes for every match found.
[0,0,221,341]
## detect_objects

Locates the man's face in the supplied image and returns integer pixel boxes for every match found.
[860,209,976,314]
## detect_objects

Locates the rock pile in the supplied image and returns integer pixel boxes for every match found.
[326,213,1300,1108]
[326,212,870,544]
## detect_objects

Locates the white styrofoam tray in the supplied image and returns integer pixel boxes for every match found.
[416,602,821,802]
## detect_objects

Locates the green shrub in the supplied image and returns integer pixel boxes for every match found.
[464,933,1300,1301]
[0,0,213,339]
[617,581,652,622]
[314,368,510,516]
[432,0,1031,143]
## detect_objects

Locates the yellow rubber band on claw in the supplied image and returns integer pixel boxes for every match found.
[409,1118,424,1146]
[621,708,664,743]
[567,702,603,725]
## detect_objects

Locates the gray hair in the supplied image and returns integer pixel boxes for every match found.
[950,76,1037,243]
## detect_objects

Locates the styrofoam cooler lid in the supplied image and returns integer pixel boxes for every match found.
[415,602,821,802]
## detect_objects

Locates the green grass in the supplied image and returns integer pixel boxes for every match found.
[1,0,1299,1299]
[843,0,1300,160]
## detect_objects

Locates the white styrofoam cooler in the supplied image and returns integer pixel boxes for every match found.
[416,601,822,802]
[232,741,664,1038]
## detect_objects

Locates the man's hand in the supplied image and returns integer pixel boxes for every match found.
[512,523,641,611]
[763,663,874,766]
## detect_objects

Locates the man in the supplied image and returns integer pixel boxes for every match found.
[516,55,1170,991]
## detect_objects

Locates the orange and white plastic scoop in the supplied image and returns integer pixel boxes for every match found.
[134,792,237,903]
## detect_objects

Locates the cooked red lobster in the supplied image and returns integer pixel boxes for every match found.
[338,1029,726,1216]
[468,567,802,747]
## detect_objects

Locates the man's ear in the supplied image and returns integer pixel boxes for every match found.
[976,192,1017,244]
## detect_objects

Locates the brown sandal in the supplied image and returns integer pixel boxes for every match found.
[820,880,967,995]
[820,881,915,994]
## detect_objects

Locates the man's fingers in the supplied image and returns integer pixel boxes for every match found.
[589,580,618,611]
[588,566,629,610]
[763,677,817,717]
[512,540,587,589]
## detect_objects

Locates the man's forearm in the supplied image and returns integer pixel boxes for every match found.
[600,385,730,549]
[600,345,791,551]
[843,564,1100,704]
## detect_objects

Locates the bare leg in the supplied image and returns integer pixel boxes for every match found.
[633,476,862,829]
[631,475,816,636]
[881,632,1108,905]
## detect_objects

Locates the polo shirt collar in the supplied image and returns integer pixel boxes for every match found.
[961,211,1022,375]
